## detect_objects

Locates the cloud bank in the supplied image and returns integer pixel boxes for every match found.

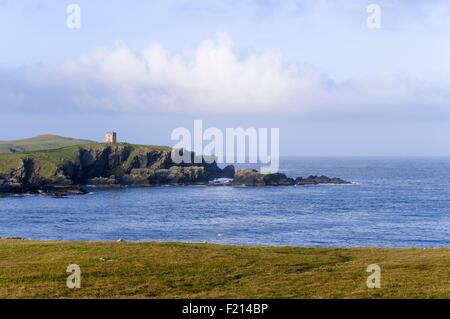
[1,32,449,118]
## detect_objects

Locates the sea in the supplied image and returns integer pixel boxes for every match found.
[1,157,449,247]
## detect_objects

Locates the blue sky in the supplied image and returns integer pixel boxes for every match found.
[1,0,450,156]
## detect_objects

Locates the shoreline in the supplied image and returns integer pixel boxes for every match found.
[0,238,448,249]
[1,239,449,298]
[0,180,354,197]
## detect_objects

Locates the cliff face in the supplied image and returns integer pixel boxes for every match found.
[0,144,231,193]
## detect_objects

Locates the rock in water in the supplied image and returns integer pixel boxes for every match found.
[295,175,350,185]
[263,173,295,186]
[221,165,236,178]
[232,168,264,186]
[233,169,349,186]
[232,169,294,186]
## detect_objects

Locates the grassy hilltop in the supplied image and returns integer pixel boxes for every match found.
[0,239,449,298]
[0,135,95,154]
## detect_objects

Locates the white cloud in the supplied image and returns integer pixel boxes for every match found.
[1,32,450,119]
[53,32,329,116]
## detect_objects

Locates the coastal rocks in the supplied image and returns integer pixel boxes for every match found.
[86,177,118,186]
[119,166,211,185]
[0,180,23,193]
[169,166,209,184]
[0,143,351,193]
[120,168,154,185]
[295,175,350,185]
[0,156,77,194]
[232,169,294,186]
[149,166,209,185]
[0,144,233,191]
[124,149,173,173]
[71,146,230,185]
[221,165,236,178]
[232,169,349,186]
[42,186,89,196]
[76,145,135,181]
[232,168,265,186]
[12,158,47,185]
[0,182,88,196]
[263,173,295,186]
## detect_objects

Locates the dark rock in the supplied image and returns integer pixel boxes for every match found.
[149,168,170,184]
[295,175,350,185]
[86,177,117,186]
[263,173,295,186]
[0,182,23,193]
[120,168,154,185]
[233,169,294,186]
[221,165,235,178]
[232,168,264,186]
[149,166,208,185]
[329,177,349,184]
[169,166,208,184]
[295,177,318,185]
[233,168,350,186]
[41,186,89,196]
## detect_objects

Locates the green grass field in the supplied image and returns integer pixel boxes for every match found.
[0,135,95,154]
[0,239,448,298]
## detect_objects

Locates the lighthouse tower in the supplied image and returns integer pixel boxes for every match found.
[105,131,117,144]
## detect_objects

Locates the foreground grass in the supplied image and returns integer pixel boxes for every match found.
[0,239,449,298]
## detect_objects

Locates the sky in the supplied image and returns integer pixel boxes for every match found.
[1,0,450,156]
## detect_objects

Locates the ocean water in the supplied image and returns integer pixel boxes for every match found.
[1,157,450,247]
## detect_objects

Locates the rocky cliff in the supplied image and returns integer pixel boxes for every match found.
[0,143,231,194]
[0,143,350,195]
